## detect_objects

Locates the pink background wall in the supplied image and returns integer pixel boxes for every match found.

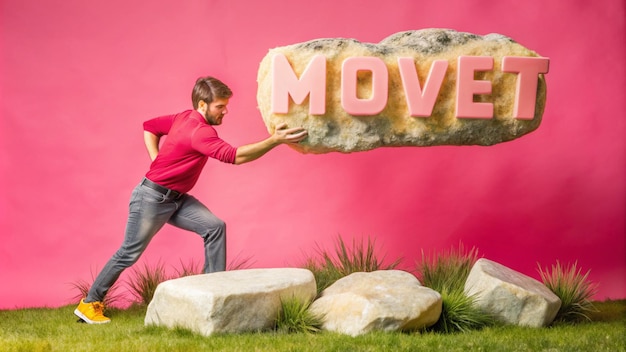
[1,0,624,309]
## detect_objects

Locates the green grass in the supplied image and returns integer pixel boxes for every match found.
[0,301,624,352]
[59,241,620,350]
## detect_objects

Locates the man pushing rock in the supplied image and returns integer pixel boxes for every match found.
[74,76,307,324]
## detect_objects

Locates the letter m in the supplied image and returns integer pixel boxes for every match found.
[271,53,326,115]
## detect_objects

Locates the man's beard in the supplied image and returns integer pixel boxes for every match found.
[205,111,222,125]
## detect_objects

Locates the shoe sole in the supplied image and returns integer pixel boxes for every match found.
[74,309,111,324]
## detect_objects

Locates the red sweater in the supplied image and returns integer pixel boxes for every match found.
[143,110,237,193]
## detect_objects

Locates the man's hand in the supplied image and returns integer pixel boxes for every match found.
[234,123,308,165]
[272,122,308,144]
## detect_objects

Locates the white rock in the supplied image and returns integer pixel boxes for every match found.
[309,270,442,336]
[257,29,548,154]
[144,268,317,336]
[464,258,561,327]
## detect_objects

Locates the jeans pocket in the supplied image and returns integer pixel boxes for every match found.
[141,186,167,204]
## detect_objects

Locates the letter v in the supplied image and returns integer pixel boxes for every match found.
[398,58,448,117]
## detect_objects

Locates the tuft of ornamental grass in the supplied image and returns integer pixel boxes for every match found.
[227,252,256,271]
[418,244,491,333]
[538,260,598,323]
[173,258,203,277]
[418,243,479,293]
[172,253,257,278]
[275,296,323,334]
[302,256,340,296]
[169,253,257,278]
[303,235,402,294]
[428,289,494,333]
[69,268,125,308]
[126,260,170,306]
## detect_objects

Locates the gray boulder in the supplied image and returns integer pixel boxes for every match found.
[145,268,316,336]
[309,270,442,336]
[464,258,561,327]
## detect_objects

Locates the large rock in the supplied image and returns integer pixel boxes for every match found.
[309,270,442,336]
[144,268,316,336]
[464,258,561,327]
[257,29,548,154]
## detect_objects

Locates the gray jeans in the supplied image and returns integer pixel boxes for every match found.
[86,179,226,302]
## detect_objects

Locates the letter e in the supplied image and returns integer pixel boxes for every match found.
[456,56,494,119]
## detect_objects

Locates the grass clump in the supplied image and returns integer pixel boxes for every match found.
[226,252,256,271]
[303,235,402,294]
[429,288,494,333]
[418,244,492,333]
[126,260,170,306]
[538,260,598,323]
[173,258,203,277]
[69,267,125,308]
[419,243,479,293]
[275,296,322,334]
[173,253,256,277]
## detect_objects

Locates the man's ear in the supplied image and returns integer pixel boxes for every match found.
[197,100,207,114]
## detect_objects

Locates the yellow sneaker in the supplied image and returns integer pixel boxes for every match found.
[74,299,111,324]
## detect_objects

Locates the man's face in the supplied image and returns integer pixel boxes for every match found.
[203,98,229,125]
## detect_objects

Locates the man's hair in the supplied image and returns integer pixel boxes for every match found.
[192,76,233,109]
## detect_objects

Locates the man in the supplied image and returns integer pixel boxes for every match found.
[74,76,307,324]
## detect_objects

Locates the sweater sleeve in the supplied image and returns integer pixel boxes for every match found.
[191,125,238,164]
[143,114,176,137]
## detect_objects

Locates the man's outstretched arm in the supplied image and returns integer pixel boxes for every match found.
[234,123,307,165]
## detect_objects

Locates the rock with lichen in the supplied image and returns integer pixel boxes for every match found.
[257,29,548,154]
[464,258,561,327]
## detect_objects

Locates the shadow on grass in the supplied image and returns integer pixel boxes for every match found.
[586,300,626,323]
